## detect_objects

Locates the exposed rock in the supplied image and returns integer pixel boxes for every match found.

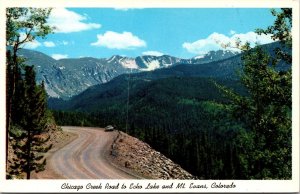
[125,161,131,168]
[109,131,195,179]
[18,48,239,99]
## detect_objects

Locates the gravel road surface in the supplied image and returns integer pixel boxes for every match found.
[46,126,138,179]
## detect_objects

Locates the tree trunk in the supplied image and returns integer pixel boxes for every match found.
[6,46,18,172]
[26,129,31,180]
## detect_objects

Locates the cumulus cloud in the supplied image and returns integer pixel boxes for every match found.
[18,33,59,49]
[51,54,68,60]
[91,31,146,49]
[183,31,274,55]
[142,51,164,56]
[43,41,56,47]
[48,8,101,33]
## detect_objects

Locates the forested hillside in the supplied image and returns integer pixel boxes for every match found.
[3,6,290,180]
[52,76,246,178]
[51,8,292,179]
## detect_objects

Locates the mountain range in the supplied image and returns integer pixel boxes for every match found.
[18,48,239,99]
[17,41,286,101]
[47,41,290,179]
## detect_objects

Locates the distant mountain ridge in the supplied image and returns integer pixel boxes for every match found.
[47,41,288,110]
[17,48,239,99]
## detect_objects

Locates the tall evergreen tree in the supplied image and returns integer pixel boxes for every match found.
[218,8,292,179]
[9,66,52,179]
[6,7,52,136]
[238,46,291,179]
[6,8,53,178]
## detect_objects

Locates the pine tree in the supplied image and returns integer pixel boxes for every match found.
[10,66,52,179]
[217,8,292,179]
[6,8,53,172]
[6,8,53,178]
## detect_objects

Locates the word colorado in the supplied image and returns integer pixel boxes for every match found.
[211,182,236,189]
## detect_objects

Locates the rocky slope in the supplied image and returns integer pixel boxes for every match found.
[18,48,238,99]
[109,131,195,179]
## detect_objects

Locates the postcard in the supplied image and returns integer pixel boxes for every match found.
[0,0,299,193]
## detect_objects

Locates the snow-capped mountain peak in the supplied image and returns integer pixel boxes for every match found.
[18,48,240,99]
[192,50,239,63]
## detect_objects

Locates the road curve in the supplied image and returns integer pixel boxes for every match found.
[49,126,138,179]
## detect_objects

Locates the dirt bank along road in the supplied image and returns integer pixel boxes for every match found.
[35,126,140,179]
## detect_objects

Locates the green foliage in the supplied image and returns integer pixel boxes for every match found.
[52,110,97,127]
[51,8,292,180]
[53,77,244,179]
[6,8,53,179]
[256,8,292,64]
[219,8,292,179]
[9,66,52,179]
[6,8,53,46]
[236,47,291,179]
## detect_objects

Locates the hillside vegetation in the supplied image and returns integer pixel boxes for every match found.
[50,8,292,179]
[51,76,246,179]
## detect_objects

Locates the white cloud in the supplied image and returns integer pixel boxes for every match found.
[48,8,101,33]
[114,8,130,11]
[19,33,41,49]
[230,30,236,35]
[183,31,274,55]
[43,41,56,47]
[18,33,58,49]
[142,51,164,56]
[62,41,69,45]
[56,41,69,46]
[23,40,41,49]
[114,7,144,11]
[91,31,146,49]
[51,54,68,60]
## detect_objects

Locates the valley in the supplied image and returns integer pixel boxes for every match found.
[20,41,290,179]
[51,77,245,179]
[5,7,293,183]
[18,47,239,99]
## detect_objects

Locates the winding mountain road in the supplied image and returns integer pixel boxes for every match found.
[46,126,139,179]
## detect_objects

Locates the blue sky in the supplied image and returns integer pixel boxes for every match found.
[24,8,277,59]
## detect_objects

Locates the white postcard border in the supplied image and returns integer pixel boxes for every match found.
[0,0,299,193]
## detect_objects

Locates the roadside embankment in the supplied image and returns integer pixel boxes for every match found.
[109,131,195,179]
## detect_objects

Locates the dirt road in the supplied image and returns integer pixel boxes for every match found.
[39,126,139,179]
